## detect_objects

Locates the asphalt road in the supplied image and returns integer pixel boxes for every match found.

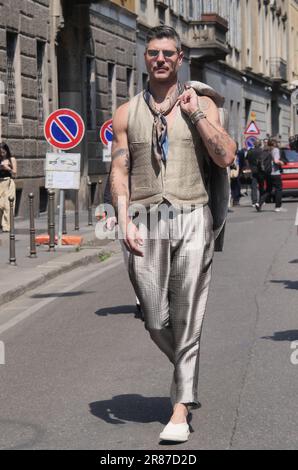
[0,199,297,450]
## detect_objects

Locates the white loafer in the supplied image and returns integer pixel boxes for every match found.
[159,421,190,442]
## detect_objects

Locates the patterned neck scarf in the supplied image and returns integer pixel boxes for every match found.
[143,81,183,163]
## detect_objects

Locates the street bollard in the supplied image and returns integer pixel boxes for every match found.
[9,196,16,265]
[62,195,67,234]
[87,181,92,226]
[28,193,37,258]
[74,190,79,231]
[48,190,55,251]
[98,179,103,205]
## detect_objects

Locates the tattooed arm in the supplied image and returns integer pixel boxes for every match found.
[178,89,236,168]
[110,102,143,256]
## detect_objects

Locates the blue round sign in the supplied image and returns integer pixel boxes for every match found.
[100,119,113,146]
[44,109,85,150]
[245,136,257,150]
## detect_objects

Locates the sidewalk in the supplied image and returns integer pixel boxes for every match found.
[0,209,120,307]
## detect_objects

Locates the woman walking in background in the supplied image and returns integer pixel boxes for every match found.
[0,143,17,232]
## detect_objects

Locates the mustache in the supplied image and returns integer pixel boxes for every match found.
[154,66,169,71]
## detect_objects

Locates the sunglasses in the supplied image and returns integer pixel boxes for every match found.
[146,49,179,58]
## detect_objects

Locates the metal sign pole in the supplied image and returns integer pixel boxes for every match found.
[57,149,64,247]
[58,188,64,247]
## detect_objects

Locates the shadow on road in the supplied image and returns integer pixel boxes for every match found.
[30,291,95,298]
[95,305,143,320]
[89,394,173,426]
[270,280,298,290]
[261,330,298,342]
[289,259,298,264]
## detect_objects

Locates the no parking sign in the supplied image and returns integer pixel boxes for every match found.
[245,136,257,149]
[44,109,85,150]
[100,119,113,147]
[100,118,113,161]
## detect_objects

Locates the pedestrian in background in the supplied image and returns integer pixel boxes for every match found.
[246,139,264,207]
[230,149,241,206]
[256,138,284,212]
[0,143,17,232]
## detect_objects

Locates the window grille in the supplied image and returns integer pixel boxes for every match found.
[6,32,17,122]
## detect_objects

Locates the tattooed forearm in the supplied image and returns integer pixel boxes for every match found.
[207,135,227,158]
[196,117,236,167]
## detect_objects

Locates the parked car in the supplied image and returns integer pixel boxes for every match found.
[280,148,298,196]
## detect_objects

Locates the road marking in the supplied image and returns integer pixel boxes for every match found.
[0,257,122,336]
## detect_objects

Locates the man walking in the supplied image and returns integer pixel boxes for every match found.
[257,138,284,212]
[246,139,265,207]
[110,26,235,442]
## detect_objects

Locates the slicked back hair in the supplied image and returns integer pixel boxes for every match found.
[145,26,182,51]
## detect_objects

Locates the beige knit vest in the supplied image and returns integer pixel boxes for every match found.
[127,92,209,208]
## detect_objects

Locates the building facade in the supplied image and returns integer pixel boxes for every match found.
[134,0,292,147]
[0,0,137,216]
[288,0,298,134]
[0,0,296,217]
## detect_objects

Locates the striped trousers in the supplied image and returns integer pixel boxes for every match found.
[128,203,214,408]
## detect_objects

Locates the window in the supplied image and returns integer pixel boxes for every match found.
[189,0,194,18]
[245,99,252,125]
[6,32,17,122]
[108,63,116,113]
[246,0,252,66]
[140,0,147,12]
[271,100,280,137]
[266,103,271,135]
[158,6,165,24]
[86,56,96,130]
[179,0,184,16]
[126,68,133,99]
[37,41,46,124]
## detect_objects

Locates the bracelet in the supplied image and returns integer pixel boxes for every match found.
[189,108,207,125]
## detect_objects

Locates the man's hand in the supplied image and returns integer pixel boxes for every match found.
[178,88,236,168]
[177,87,199,116]
[123,220,144,257]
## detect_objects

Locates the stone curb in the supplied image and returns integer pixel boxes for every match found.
[0,241,119,308]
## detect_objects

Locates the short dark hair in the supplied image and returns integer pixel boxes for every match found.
[268,138,278,147]
[145,26,181,51]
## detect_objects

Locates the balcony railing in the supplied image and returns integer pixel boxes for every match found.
[269,57,287,82]
[189,13,229,61]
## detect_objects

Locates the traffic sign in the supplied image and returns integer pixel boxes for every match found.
[245,136,257,149]
[44,109,85,150]
[100,119,113,147]
[245,120,260,135]
[45,153,81,190]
